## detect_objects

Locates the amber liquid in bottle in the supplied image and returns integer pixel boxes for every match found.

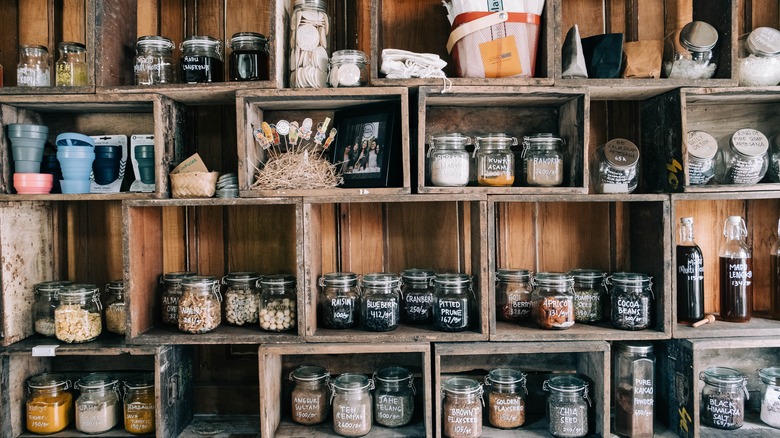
[677,245,704,322]
[719,256,753,322]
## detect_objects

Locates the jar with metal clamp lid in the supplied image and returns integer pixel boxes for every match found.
[290,365,330,425]
[441,377,483,438]
[593,138,640,193]
[361,273,401,332]
[55,42,88,86]
[475,134,517,187]
[485,368,527,429]
[331,373,374,437]
[373,366,415,427]
[522,133,565,186]
[737,27,780,86]
[433,273,473,332]
[259,274,297,332]
[26,373,72,434]
[123,373,155,435]
[544,375,590,438]
[662,21,719,79]
[609,273,654,330]
[531,272,575,329]
[104,280,126,335]
[758,367,780,428]
[178,275,222,333]
[717,128,769,185]
[222,272,261,326]
[229,32,269,81]
[160,271,196,326]
[180,36,224,83]
[319,272,360,329]
[428,133,471,187]
[329,50,368,87]
[134,35,175,85]
[55,284,102,343]
[74,373,120,434]
[569,269,606,323]
[33,280,72,337]
[700,367,748,430]
[401,268,435,324]
[495,269,532,323]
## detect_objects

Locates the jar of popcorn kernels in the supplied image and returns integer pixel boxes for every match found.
[259,274,297,332]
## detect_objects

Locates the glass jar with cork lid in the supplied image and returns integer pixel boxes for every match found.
[522,133,565,187]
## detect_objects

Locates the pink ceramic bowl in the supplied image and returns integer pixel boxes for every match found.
[14,173,53,194]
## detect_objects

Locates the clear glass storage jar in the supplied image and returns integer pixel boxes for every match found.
[290,0,330,88]
[55,42,88,86]
[428,133,471,187]
[361,273,401,332]
[26,373,72,434]
[433,273,473,332]
[17,44,50,87]
[759,367,780,428]
[290,365,330,425]
[485,368,527,429]
[329,50,368,87]
[74,373,120,434]
[104,280,126,335]
[178,275,222,334]
[229,32,269,81]
[373,366,415,428]
[55,284,102,343]
[544,375,590,438]
[180,36,224,83]
[522,133,565,187]
[441,377,483,438]
[222,272,261,326]
[160,271,196,326]
[662,21,718,79]
[717,128,769,185]
[531,272,575,330]
[475,134,517,187]
[401,268,435,324]
[495,269,532,323]
[259,274,297,332]
[569,269,606,323]
[700,367,748,430]
[319,272,360,329]
[609,273,653,330]
[737,27,780,86]
[687,130,718,185]
[33,280,72,337]
[134,35,175,85]
[613,342,655,438]
[592,138,639,194]
[331,373,373,437]
[123,374,155,435]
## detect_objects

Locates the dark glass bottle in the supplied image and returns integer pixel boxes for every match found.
[676,217,704,323]
[719,216,752,322]
[771,218,780,319]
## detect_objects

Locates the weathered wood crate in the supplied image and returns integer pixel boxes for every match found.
[237,88,411,198]
[434,341,611,437]
[303,194,489,343]
[417,86,588,194]
[123,198,305,345]
[259,342,432,438]
[0,93,184,199]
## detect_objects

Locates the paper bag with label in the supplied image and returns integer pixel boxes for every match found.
[622,40,663,79]
[171,153,209,174]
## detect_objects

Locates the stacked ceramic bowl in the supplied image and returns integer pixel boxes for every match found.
[9,123,54,194]
[56,133,95,194]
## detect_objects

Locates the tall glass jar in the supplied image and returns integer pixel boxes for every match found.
[373,366,415,428]
[290,365,330,425]
[531,272,575,330]
[433,273,473,332]
[717,128,769,185]
[290,0,330,88]
[737,27,780,86]
[428,133,471,187]
[758,367,780,428]
[484,368,527,429]
[719,216,752,322]
[178,276,222,334]
[475,134,517,187]
[613,342,655,438]
[544,375,590,438]
[55,42,88,86]
[17,45,50,87]
[134,35,175,85]
[592,139,639,194]
[180,36,224,83]
[26,373,72,434]
[495,269,532,324]
[160,271,196,326]
[74,373,120,434]
[55,284,102,343]
[609,273,653,331]
[569,269,606,323]
[700,367,748,430]
[400,268,435,324]
[223,272,261,326]
[331,374,373,437]
[33,280,72,337]
[319,272,360,329]
[360,273,401,332]
[687,130,718,185]
[441,377,483,438]
[229,32,269,81]
[259,274,297,332]
[123,374,155,435]
[104,280,126,335]
[522,133,565,187]
[329,50,369,87]
[662,21,718,79]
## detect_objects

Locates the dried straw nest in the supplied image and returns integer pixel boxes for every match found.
[251,150,342,190]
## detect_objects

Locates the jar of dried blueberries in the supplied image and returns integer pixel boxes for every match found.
[319,272,360,329]
[433,273,473,332]
[222,272,261,326]
[178,276,222,334]
[360,273,401,332]
[290,365,330,426]
[544,375,590,438]
[531,273,575,330]
[400,268,435,324]
[331,373,374,437]
[700,367,748,430]
[484,368,527,429]
[442,377,483,438]
[160,271,196,326]
[569,269,606,323]
[259,274,297,332]
[496,269,532,324]
[608,272,653,331]
[373,366,415,428]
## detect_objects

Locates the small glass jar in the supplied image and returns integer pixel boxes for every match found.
[737,27,780,86]
[55,284,102,343]
[613,342,655,438]
[401,268,435,324]
[229,32,269,81]
[593,139,639,194]
[290,365,330,425]
[662,21,719,79]
[475,134,517,187]
[758,367,780,428]
[700,367,748,430]
[687,130,718,185]
[26,373,72,434]
[55,42,88,86]
[319,272,360,329]
[569,269,606,324]
[522,133,565,187]
[329,50,368,87]
[222,272,261,326]
[104,280,126,335]
[433,273,473,332]
[717,128,769,185]
[428,133,471,187]
[608,272,653,331]
[178,275,222,334]
[442,377,483,438]
[544,375,590,438]
[160,271,196,326]
[123,374,155,435]
[484,368,527,429]
[290,0,330,88]
[531,272,575,330]
[361,273,401,332]
[373,366,415,428]
[180,36,224,83]
[17,44,51,87]
[33,280,72,337]
[259,274,297,332]
[331,374,374,437]
[134,35,175,85]
[74,373,120,434]
[495,269,532,324]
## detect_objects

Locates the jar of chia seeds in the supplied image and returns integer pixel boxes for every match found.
[544,375,590,438]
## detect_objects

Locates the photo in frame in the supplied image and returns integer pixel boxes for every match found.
[332,101,402,188]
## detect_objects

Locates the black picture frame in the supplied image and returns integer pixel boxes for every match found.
[332,101,401,188]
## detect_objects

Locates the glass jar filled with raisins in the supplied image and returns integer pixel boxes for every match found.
[318,272,360,329]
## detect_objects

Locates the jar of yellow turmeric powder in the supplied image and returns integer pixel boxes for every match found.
[475,134,517,187]
[123,374,155,434]
[26,373,73,434]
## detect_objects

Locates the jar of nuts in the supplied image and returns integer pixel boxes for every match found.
[55,284,103,343]
[104,280,126,335]
[222,272,261,326]
[178,276,222,334]
[319,272,361,329]
[160,271,196,326]
[496,269,532,324]
[531,272,575,330]
[259,274,297,332]
[569,269,607,324]
[361,273,401,332]
[33,280,72,337]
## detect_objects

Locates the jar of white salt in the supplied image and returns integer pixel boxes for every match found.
[737,27,780,86]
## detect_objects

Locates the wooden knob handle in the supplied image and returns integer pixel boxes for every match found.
[692,314,716,328]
